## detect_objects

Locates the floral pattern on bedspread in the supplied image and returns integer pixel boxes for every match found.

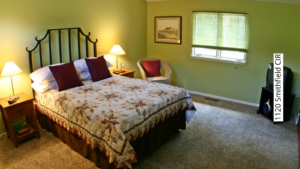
[35,75,195,169]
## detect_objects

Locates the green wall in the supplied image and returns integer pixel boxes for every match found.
[0,0,147,134]
[147,0,300,105]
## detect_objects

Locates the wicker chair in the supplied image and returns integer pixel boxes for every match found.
[137,58,172,85]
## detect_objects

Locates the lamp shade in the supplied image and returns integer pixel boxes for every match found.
[1,62,23,77]
[109,45,126,55]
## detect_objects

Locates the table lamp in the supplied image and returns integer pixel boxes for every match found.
[1,62,22,103]
[109,45,126,73]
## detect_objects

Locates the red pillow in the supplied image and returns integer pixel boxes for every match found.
[49,62,84,91]
[142,60,161,77]
[85,56,112,82]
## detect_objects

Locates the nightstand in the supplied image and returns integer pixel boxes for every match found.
[0,92,40,148]
[113,69,135,78]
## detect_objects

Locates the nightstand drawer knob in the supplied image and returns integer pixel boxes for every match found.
[17,109,23,114]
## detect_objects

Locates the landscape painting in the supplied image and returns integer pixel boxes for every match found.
[155,16,182,44]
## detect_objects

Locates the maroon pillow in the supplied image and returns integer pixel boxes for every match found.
[85,56,112,82]
[142,60,161,77]
[49,62,83,91]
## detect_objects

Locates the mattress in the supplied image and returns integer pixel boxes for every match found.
[35,75,195,168]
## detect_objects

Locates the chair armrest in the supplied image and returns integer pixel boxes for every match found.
[137,61,147,80]
[164,68,172,79]
[161,60,172,80]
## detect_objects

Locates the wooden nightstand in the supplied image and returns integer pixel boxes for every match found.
[0,92,40,148]
[113,69,135,78]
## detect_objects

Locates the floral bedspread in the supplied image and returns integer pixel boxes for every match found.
[35,75,195,168]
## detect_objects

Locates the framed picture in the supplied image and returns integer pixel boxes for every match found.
[155,16,182,44]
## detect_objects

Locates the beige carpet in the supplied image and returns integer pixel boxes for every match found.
[0,94,298,169]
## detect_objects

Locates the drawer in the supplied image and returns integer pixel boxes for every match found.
[6,102,33,120]
[122,73,133,78]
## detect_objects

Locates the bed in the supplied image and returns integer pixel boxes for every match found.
[27,28,195,169]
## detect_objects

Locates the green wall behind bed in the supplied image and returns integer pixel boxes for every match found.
[147,0,300,109]
[0,0,147,134]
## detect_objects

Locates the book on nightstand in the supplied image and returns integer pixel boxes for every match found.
[17,127,30,135]
[12,119,28,134]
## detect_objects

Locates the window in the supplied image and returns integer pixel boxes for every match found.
[192,12,248,65]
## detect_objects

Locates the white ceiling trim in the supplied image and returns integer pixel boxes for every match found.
[145,0,300,5]
[256,0,300,5]
[146,0,167,2]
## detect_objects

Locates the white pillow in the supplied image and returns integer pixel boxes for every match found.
[74,57,113,72]
[79,71,115,81]
[30,63,82,83]
[29,63,64,83]
[79,71,92,81]
[31,81,58,93]
[74,58,96,72]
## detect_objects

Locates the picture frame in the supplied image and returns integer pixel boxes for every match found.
[155,16,182,44]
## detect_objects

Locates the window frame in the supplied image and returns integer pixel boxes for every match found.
[191,47,247,65]
[191,11,248,65]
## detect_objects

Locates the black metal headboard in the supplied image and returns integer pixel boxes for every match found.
[26,27,98,73]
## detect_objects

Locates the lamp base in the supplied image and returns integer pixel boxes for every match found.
[8,95,20,104]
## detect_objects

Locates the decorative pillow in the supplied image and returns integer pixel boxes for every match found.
[74,56,113,72]
[142,60,161,77]
[85,56,112,82]
[29,63,64,83]
[49,62,83,91]
[31,81,58,93]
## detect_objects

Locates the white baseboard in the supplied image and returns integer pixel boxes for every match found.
[188,90,259,107]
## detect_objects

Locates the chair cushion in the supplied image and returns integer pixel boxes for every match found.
[142,60,161,77]
[147,76,169,85]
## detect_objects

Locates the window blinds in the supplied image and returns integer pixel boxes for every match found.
[192,12,248,52]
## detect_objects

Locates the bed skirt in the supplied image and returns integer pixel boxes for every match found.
[36,109,186,169]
